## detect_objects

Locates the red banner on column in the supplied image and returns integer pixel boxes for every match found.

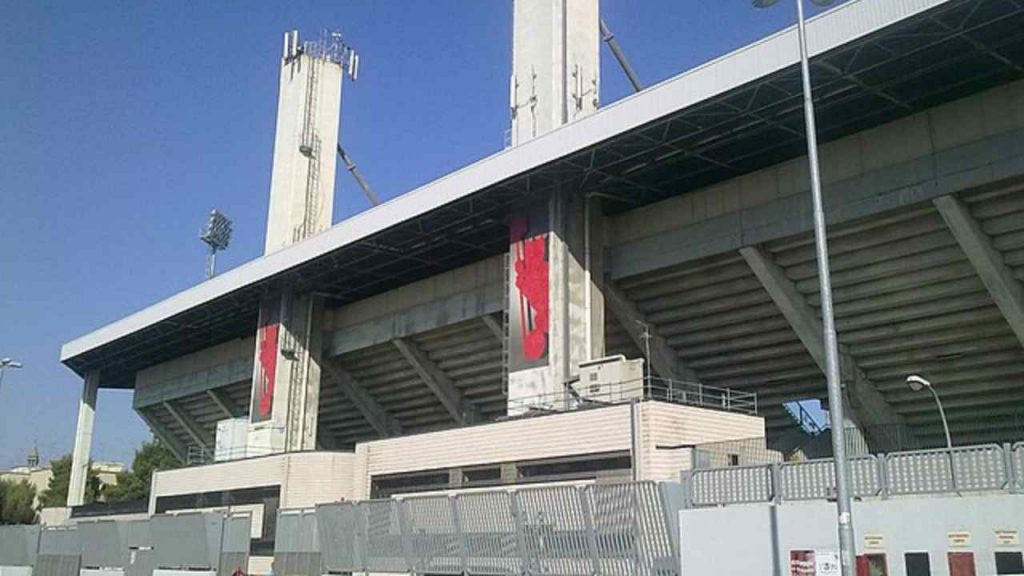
[250,300,280,423]
[508,208,549,371]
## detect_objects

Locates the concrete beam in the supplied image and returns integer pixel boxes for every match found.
[322,362,403,438]
[739,246,913,449]
[481,314,504,342]
[206,388,242,419]
[137,408,187,463]
[163,401,212,450]
[393,338,480,424]
[933,194,1024,349]
[603,280,697,382]
[68,369,99,507]
[610,126,1024,280]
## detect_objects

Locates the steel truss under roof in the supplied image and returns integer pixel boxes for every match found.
[63,0,1024,390]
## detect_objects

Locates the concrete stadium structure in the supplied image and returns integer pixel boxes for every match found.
[50,0,1024,560]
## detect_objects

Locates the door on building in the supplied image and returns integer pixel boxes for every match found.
[995,551,1024,575]
[857,554,889,576]
[948,552,977,576]
[904,552,931,576]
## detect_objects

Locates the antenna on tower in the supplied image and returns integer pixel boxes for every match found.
[200,209,232,279]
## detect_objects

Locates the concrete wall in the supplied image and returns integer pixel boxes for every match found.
[636,402,765,482]
[679,495,1024,576]
[323,254,504,357]
[352,401,764,498]
[609,79,1024,279]
[134,337,253,408]
[149,451,355,514]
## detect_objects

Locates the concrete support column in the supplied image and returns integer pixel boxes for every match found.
[248,291,323,455]
[507,189,605,414]
[68,369,99,507]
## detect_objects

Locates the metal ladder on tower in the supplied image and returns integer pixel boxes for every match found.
[295,56,322,243]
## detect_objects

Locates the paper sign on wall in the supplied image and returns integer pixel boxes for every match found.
[995,530,1020,546]
[790,550,840,576]
[864,534,886,549]
[948,531,972,547]
[790,550,816,576]
[815,550,840,576]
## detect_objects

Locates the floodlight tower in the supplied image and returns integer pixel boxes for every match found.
[200,210,233,279]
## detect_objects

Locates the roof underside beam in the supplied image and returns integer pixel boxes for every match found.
[322,361,403,438]
[603,280,697,382]
[163,401,212,450]
[392,337,480,424]
[206,388,243,419]
[933,194,1024,349]
[739,245,914,450]
[137,407,187,463]
[481,314,504,342]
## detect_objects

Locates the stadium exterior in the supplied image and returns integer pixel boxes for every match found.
[37,0,1024,572]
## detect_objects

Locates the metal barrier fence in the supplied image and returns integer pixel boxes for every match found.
[682,443,1022,507]
[0,525,40,568]
[36,526,80,576]
[274,509,320,576]
[315,481,679,576]
[0,512,248,576]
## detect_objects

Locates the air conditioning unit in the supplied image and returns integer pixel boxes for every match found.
[575,355,645,403]
[214,418,249,462]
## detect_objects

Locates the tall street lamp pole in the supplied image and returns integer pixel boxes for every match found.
[906,375,959,495]
[752,1,856,573]
[0,357,24,396]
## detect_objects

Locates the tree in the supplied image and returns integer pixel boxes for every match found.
[103,439,182,503]
[0,479,38,524]
[38,455,101,508]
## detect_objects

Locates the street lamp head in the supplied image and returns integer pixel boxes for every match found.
[0,358,22,369]
[906,374,932,392]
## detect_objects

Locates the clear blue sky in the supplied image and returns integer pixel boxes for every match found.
[0,1,820,469]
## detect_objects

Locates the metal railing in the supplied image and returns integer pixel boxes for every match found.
[186,445,276,466]
[508,376,757,416]
[315,481,680,576]
[682,442,1022,507]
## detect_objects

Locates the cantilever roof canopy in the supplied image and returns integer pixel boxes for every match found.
[62,0,1024,389]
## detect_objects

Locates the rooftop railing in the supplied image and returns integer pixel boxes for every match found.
[507,376,757,417]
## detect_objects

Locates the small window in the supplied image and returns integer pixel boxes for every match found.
[996,551,1024,575]
[728,454,740,467]
[948,552,976,576]
[905,552,931,576]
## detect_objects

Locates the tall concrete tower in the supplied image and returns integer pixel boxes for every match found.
[507,1,604,413]
[510,0,600,146]
[249,30,358,456]
[264,30,352,254]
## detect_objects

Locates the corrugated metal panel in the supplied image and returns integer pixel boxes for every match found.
[150,513,222,570]
[36,527,80,576]
[0,526,40,567]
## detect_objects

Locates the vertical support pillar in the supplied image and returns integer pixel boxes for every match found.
[248,290,323,455]
[506,188,606,415]
[68,369,99,507]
